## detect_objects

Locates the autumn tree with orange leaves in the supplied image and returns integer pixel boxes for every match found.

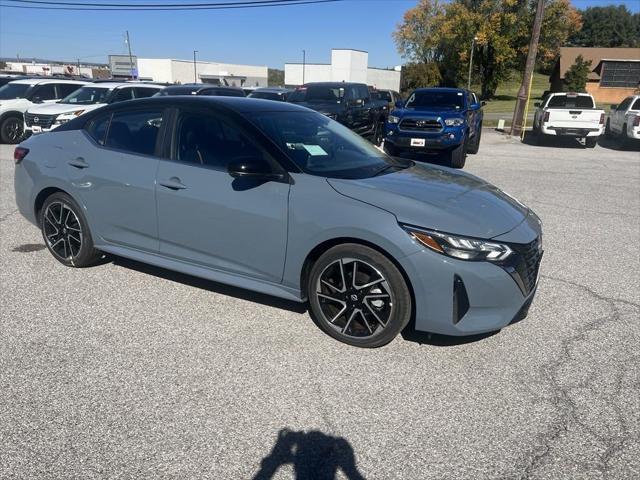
[394,0,582,99]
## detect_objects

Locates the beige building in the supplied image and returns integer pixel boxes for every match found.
[549,47,640,104]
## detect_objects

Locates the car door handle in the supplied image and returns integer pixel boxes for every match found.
[68,157,89,169]
[159,177,187,190]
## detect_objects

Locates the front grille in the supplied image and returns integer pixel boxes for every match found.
[25,113,56,129]
[399,118,442,131]
[505,237,543,295]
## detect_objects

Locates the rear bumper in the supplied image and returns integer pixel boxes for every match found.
[541,125,603,137]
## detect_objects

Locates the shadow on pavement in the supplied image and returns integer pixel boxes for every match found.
[110,256,308,314]
[521,131,588,148]
[597,135,640,152]
[401,327,498,346]
[253,429,366,480]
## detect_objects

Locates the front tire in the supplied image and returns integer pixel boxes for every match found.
[308,244,412,348]
[449,140,467,168]
[467,126,482,154]
[0,114,25,144]
[40,192,102,267]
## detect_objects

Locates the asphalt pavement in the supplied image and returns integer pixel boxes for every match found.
[1,132,639,479]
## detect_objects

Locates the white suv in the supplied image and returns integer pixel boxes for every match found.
[24,82,165,135]
[606,95,640,144]
[0,78,87,143]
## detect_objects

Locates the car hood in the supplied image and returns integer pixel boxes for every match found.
[28,102,106,115]
[327,163,530,239]
[0,98,30,111]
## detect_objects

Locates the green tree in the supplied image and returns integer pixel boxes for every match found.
[569,6,640,47]
[401,63,442,94]
[268,68,284,87]
[563,55,592,92]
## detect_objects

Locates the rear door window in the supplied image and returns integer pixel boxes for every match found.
[105,109,163,156]
[32,84,57,101]
[111,87,135,103]
[631,98,640,110]
[133,87,160,99]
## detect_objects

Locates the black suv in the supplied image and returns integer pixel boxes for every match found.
[288,82,387,145]
[157,84,245,97]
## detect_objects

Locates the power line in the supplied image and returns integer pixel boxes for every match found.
[0,0,344,10]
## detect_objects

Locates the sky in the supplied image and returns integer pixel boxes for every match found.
[0,0,638,69]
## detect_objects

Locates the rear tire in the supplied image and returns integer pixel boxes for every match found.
[467,126,482,154]
[307,244,412,348]
[0,114,25,144]
[585,137,597,148]
[39,192,102,267]
[605,118,612,138]
[448,140,467,168]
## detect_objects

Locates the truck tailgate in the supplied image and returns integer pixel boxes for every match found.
[547,109,603,128]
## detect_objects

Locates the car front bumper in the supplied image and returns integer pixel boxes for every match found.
[399,215,542,336]
[384,123,465,151]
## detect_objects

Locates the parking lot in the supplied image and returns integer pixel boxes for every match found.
[0,131,638,479]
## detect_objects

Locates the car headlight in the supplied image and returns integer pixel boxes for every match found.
[388,115,400,124]
[444,118,464,126]
[403,225,513,262]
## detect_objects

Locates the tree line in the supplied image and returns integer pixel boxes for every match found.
[395,1,640,98]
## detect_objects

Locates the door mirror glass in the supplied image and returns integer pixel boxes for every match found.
[227,158,284,181]
[481,101,486,107]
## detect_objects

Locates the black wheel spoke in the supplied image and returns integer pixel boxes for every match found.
[43,201,83,262]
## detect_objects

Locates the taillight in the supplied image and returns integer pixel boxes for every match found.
[634,116,640,127]
[14,147,29,165]
[599,113,605,125]
[543,111,550,123]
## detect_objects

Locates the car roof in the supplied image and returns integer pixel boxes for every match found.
[95,95,310,113]
[163,84,242,93]
[252,87,291,93]
[9,78,88,85]
[413,87,466,93]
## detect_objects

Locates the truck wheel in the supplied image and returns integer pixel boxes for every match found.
[0,114,25,144]
[604,118,612,138]
[372,120,385,146]
[449,141,467,168]
[383,141,399,157]
[621,124,632,148]
[585,137,597,148]
[467,127,482,154]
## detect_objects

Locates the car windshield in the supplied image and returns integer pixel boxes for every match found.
[288,86,345,104]
[405,90,465,110]
[0,83,31,99]
[249,111,411,179]
[375,91,391,102]
[60,86,111,105]
[547,95,595,109]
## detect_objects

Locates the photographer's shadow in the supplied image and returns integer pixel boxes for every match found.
[253,429,366,480]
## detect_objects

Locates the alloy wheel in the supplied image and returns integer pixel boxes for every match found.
[43,201,83,261]
[3,118,24,143]
[315,258,394,338]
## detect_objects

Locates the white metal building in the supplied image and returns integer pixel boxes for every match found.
[137,58,268,87]
[285,49,401,91]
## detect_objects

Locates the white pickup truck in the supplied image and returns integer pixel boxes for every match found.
[605,94,640,145]
[532,92,604,148]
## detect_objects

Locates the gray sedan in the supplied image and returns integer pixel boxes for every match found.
[13,96,542,347]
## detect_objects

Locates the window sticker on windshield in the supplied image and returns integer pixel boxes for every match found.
[303,144,328,156]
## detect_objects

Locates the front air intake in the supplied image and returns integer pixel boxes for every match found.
[452,275,470,324]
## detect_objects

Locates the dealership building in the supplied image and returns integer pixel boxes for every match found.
[137,58,268,87]
[285,49,401,91]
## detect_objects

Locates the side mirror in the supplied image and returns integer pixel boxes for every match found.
[534,102,541,107]
[394,100,404,109]
[481,101,486,107]
[354,98,365,107]
[32,96,43,104]
[227,158,285,182]
[610,104,618,111]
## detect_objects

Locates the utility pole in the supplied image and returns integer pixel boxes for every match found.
[77,58,81,76]
[302,49,306,85]
[125,30,136,80]
[510,0,545,137]
[193,50,198,83]
[467,36,478,91]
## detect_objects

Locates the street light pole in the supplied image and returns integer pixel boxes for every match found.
[302,49,306,85]
[467,36,478,91]
[125,30,135,80]
[193,50,198,83]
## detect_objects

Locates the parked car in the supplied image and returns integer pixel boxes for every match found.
[288,82,387,145]
[370,88,401,111]
[384,88,484,168]
[24,82,164,135]
[14,96,543,348]
[248,87,292,101]
[157,84,245,97]
[605,95,640,145]
[532,92,604,148]
[0,78,87,143]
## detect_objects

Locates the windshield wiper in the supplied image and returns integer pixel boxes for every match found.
[373,161,412,177]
